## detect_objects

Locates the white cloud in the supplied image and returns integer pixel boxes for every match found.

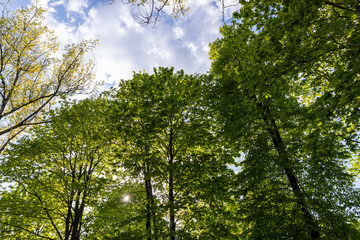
[21,0,240,89]
[66,0,88,13]
[49,0,65,7]
[173,27,184,39]
[186,42,197,56]
[32,0,50,8]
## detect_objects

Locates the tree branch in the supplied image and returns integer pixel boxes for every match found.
[0,220,55,240]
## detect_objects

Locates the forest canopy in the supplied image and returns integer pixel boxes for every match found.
[0,1,360,239]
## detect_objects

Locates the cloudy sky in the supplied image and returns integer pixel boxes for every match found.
[11,0,239,91]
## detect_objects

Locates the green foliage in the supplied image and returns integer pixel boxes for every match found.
[0,98,114,239]
[0,3,97,152]
[209,0,360,239]
[85,67,236,239]
[1,1,360,239]
[84,180,149,240]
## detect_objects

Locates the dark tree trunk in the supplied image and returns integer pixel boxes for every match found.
[145,163,153,240]
[64,199,73,240]
[70,191,86,240]
[169,126,176,240]
[152,194,158,240]
[169,173,175,240]
[257,100,320,239]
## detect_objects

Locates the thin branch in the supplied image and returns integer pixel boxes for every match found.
[325,1,348,11]
[0,93,55,136]
[0,126,25,153]
[1,93,55,119]
[32,190,64,240]
[0,221,55,240]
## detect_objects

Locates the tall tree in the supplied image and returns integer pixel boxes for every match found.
[0,3,97,152]
[208,1,360,238]
[0,98,114,240]
[103,67,235,239]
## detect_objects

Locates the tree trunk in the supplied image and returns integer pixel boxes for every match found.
[169,173,175,240]
[258,101,320,239]
[64,199,73,240]
[169,126,176,240]
[145,163,152,240]
[152,195,158,240]
[70,191,86,240]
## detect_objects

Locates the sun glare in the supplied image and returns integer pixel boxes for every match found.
[123,195,130,202]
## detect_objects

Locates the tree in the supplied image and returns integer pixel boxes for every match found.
[208,1,360,238]
[0,3,97,152]
[228,0,360,139]
[0,98,114,240]
[98,67,235,239]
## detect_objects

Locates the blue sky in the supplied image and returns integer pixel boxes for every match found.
[11,0,239,91]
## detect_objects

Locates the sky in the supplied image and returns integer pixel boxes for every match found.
[10,0,239,92]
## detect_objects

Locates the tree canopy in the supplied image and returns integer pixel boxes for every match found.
[208,0,360,238]
[91,67,236,239]
[0,98,114,240]
[0,1,359,239]
[0,3,97,152]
